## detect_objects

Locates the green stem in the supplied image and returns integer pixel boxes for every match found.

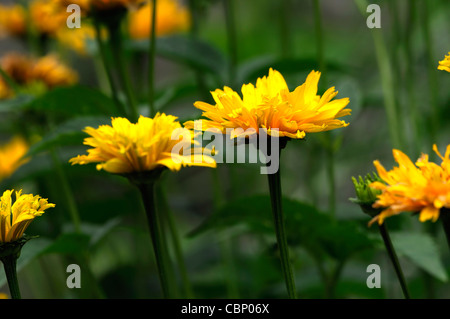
[220,239,240,298]
[1,255,21,299]
[279,0,292,58]
[440,209,450,250]
[136,181,172,298]
[313,0,326,83]
[354,0,403,150]
[378,223,410,299]
[148,0,158,117]
[267,149,297,299]
[156,186,193,298]
[223,0,238,88]
[108,21,139,121]
[94,22,126,117]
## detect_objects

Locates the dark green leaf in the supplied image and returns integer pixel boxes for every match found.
[43,233,91,255]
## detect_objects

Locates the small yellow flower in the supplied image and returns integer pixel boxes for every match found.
[32,55,78,88]
[30,0,67,36]
[438,52,450,72]
[1,53,34,86]
[55,25,96,55]
[370,145,450,225]
[0,4,26,38]
[184,68,351,139]
[128,0,190,39]
[0,189,54,243]
[0,137,29,182]
[69,113,216,174]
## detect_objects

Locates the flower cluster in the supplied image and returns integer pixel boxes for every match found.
[369,144,450,225]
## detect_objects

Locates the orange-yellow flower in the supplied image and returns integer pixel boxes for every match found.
[30,0,67,36]
[1,53,34,86]
[0,4,26,37]
[0,189,54,243]
[370,144,450,225]
[184,68,351,139]
[32,55,78,88]
[438,52,450,72]
[128,0,190,39]
[0,137,29,182]
[69,113,216,174]
[55,25,96,55]
[0,78,12,100]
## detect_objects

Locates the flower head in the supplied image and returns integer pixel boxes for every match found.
[0,189,54,243]
[370,145,450,225]
[0,137,29,182]
[69,113,216,174]
[438,52,450,72]
[1,53,34,86]
[128,0,190,39]
[30,0,67,36]
[184,68,351,139]
[0,4,26,37]
[32,55,78,88]
[55,25,96,55]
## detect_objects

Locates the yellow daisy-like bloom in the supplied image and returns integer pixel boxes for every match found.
[438,52,450,72]
[69,113,216,174]
[369,144,450,225]
[0,137,29,182]
[32,55,78,88]
[30,0,67,36]
[55,25,96,55]
[184,68,351,139]
[0,4,26,37]
[128,0,190,39]
[1,53,34,86]
[0,189,54,243]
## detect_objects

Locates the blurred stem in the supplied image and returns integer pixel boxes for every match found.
[49,149,81,233]
[136,181,172,298]
[378,222,410,299]
[279,0,292,58]
[267,149,297,299]
[420,0,438,144]
[440,209,450,251]
[1,255,21,299]
[223,0,237,87]
[148,0,157,117]
[156,186,193,298]
[94,22,126,117]
[108,21,139,121]
[220,239,240,298]
[0,67,20,93]
[326,260,345,298]
[354,0,404,150]
[313,0,335,216]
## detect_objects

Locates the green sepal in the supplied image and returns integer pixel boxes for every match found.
[119,167,167,186]
[0,235,38,261]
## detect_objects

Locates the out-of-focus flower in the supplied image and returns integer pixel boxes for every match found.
[0,78,12,100]
[0,137,29,182]
[369,145,450,225]
[0,4,26,38]
[30,0,67,36]
[55,25,96,55]
[91,0,144,11]
[1,53,34,85]
[0,189,54,243]
[69,113,216,174]
[438,52,450,72]
[128,0,190,39]
[32,55,78,88]
[185,68,351,139]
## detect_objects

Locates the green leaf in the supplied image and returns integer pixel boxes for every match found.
[43,233,91,255]
[390,231,448,282]
[0,237,52,288]
[23,85,119,116]
[0,94,34,113]
[128,36,227,81]
[26,116,112,157]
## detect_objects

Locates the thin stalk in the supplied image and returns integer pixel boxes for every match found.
[326,260,345,299]
[313,0,326,82]
[440,209,450,250]
[49,149,81,233]
[1,255,21,299]
[136,181,172,298]
[108,22,139,121]
[223,0,238,88]
[354,0,404,150]
[156,186,193,298]
[378,223,410,299]
[94,22,126,117]
[279,0,292,58]
[220,239,240,298]
[267,149,297,299]
[148,0,158,117]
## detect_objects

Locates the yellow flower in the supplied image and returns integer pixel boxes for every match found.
[438,52,450,72]
[0,189,54,243]
[69,113,216,174]
[0,4,26,37]
[1,53,34,86]
[55,25,96,55]
[184,68,351,139]
[0,137,29,182]
[30,0,67,36]
[128,0,190,39]
[0,78,12,100]
[32,55,78,88]
[370,145,450,225]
